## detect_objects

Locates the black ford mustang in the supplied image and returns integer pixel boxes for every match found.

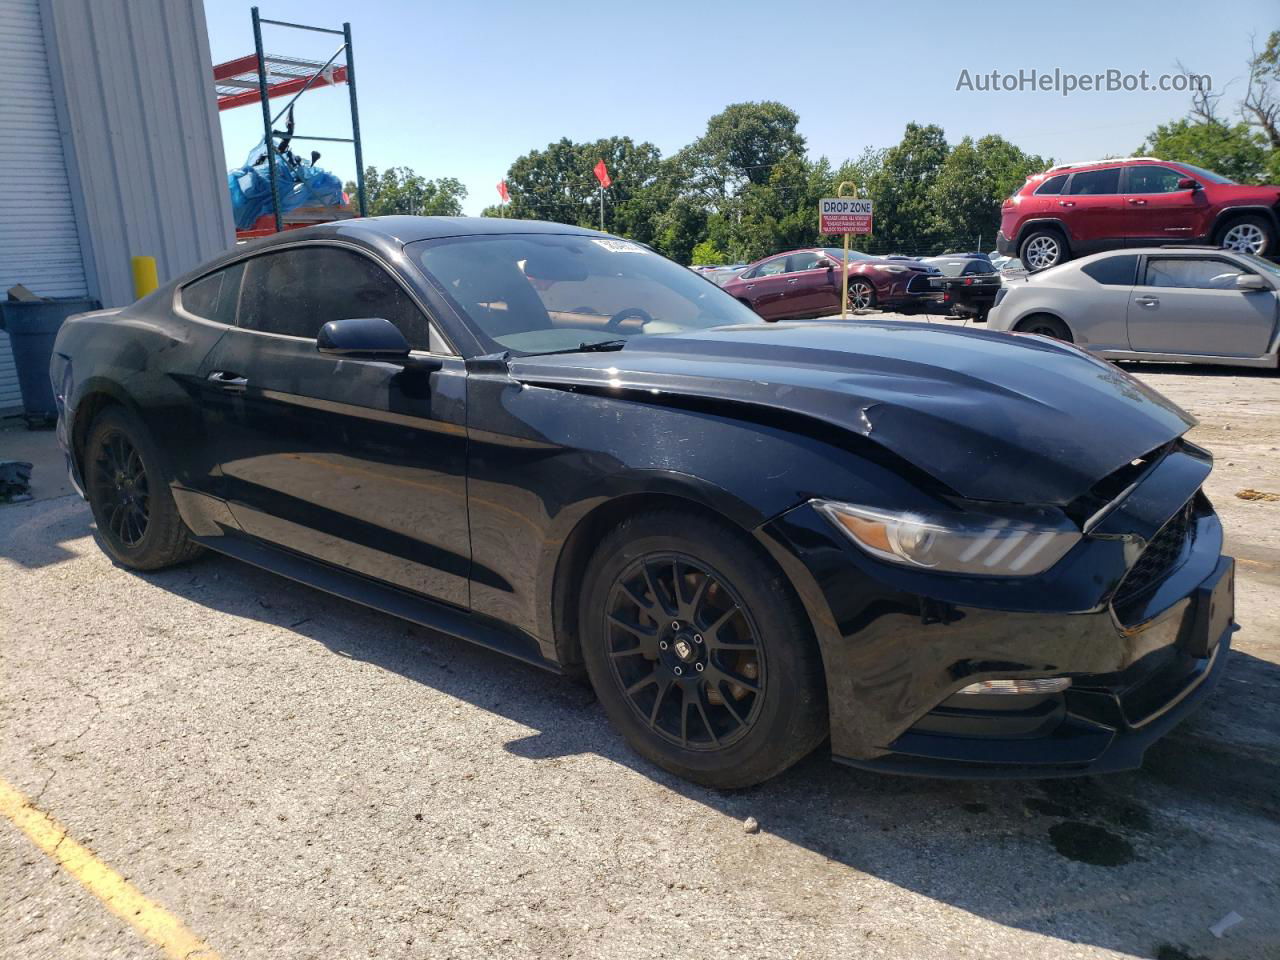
[51,217,1235,787]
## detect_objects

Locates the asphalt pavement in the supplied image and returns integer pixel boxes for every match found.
[2,351,1278,960]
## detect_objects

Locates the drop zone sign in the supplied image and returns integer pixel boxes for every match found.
[820,198,873,235]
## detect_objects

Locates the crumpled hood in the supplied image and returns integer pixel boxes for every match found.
[507,321,1196,506]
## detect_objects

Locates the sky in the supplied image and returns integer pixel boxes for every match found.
[204,0,1277,216]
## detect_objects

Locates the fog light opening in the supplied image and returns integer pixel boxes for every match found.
[958,677,1072,695]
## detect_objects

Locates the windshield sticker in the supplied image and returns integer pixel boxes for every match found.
[591,238,648,254]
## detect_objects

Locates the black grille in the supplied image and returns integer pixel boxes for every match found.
[906,273,936,294]
[1113,501,1195,604]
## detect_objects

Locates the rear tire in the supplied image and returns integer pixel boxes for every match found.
[1015,313,1072,342]
[1019,228,1068,272]
[84,407,203,570]
[578,510,827,789]
[1216,215,1273,256]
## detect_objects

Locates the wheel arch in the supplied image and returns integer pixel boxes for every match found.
[68,379,142,481]
[547,490,826,677]
[1013,310,1075,342]
[1210,206,1280,242]
[1015,218,1071,252]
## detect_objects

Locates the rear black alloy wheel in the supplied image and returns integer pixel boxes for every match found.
[91,430,150,546]
[84,407,203,570]
[605,553,766,751]
[579,511,827,789]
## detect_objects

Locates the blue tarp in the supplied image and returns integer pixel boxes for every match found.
[228,140,344,230]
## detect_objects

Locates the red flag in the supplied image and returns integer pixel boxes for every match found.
[593,160,611,189]
[496,180,510,203]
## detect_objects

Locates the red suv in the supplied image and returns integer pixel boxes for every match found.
[998,158,1280,271]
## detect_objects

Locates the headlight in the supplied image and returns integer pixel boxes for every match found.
[815,500,1081,576]
[879,265,908,273]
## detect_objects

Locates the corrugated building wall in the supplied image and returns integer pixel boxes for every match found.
[0,0,232,413]
[0,0,89,410]
[40,0,234,308]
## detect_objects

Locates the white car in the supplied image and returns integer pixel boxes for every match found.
[988,247,1280,368]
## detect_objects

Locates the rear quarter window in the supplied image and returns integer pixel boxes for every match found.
[179,262,244,324]
[1034,174,1069,196]
[1081,255,1138,286]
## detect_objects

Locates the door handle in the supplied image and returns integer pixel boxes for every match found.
[787,278,799,284]
[1135,296,1159,308]
[1058,200,1075,207]
[208,370,248,391]
[1127,198,1147,205]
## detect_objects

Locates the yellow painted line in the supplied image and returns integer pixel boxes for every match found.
[0,776,221,960]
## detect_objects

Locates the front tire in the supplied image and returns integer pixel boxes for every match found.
[1217,215,1273,256]
[1019,229,1068,272]
[579,510,827,789]
[84,407,203,570]
[847,278,877,311]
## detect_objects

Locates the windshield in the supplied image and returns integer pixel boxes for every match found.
[924,258,976,277]
[1238,252,1280,277]
[409,233,763,354]
[823,247,873,262]
[1175,162,1235,185]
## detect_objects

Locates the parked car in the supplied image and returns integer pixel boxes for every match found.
[988,246,1280,367]
[997,157,1280,271]
[52,217,1234,787]
[721,247,939,318]
[698,264,747,287]
[922,255,1001,321]
[939,251,991,261]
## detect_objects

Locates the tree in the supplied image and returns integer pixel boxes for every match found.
[678,102,807,201]
[343,167,467,216]
[928,137,994,245]
[1243,30,1280,150]
[1140,118,1271,184]
[863,123,949,249]
[499,136,662,237]
[929,135,1047,248]
[690,239,728,265]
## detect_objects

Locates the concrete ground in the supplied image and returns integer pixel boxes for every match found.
[1,332,1278,960]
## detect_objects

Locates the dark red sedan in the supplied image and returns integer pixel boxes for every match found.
[721,248,940,319]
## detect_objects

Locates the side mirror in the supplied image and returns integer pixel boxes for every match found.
[1177,177,1200,190]
[1236,273,1267,291]
[317,317,411,361]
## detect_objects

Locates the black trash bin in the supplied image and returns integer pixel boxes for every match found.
[0,297,101,427]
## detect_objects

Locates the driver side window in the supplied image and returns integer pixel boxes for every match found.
[238,246,433,348]
[755,257,788,277]
[787,252,825,272]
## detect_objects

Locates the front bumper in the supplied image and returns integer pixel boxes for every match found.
[757,441,1234,778]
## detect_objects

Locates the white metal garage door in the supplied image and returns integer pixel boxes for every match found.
[0,0,88,413]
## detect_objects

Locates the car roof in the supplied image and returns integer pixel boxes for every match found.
[179,216,617,289]
[1028,247,1249,279]
[253,215,609,247]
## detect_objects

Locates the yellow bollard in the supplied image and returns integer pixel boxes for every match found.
[131,256,159,299]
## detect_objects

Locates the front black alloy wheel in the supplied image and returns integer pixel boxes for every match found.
[605,554,766,751]
[580,510,827,789]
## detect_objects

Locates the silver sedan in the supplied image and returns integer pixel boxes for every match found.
[988,247,1280,369]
